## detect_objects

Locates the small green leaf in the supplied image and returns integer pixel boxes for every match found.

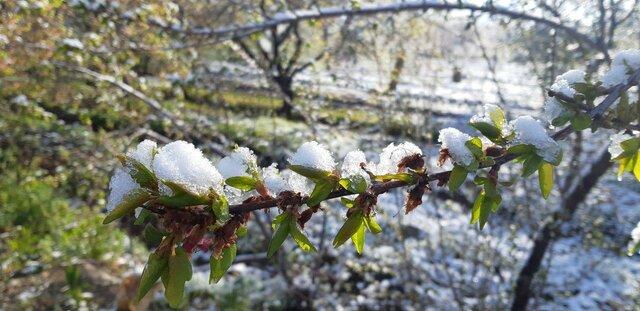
[142,224,166,245]
[289,165,332,181]
[119,155,158,190]
[572,82,598,101]
[351,222,366,254]
[618,156,633,179]
[289,220,317,252]
[136,252,168,302]
[103,188,151,224]
[470,122,501,140]
[488,105,506,128]
[570,112,592,131]
[465,137,484,158]
[267,214,291,258]
[473,176,488,185]
[162,247,192,308]
[470,192,485,225]
[333,211,364,248]
[522,154,543,178]
[225,176,257,191]
[339,175,367,194]
[134,208,151,225]
[507,144,536,156]
[448,165,468,192]
[210,244,237,284]
[364,216,382,234]
[307,179,336,207]
[211,195,230,224]
[341,197,355,208]
[551,112,572,127]
[538,162,554,199]
[621,137,640,153]
[634,152,640,182]
[373,172,414,183]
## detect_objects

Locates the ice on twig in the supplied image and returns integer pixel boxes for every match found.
[438,128,473,166]
[288,141,336,172]
[152,140,224,196]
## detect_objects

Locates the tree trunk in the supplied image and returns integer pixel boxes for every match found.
[511,148,612,310]
[273,75,305,121]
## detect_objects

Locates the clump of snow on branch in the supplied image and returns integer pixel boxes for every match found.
[217,147,258,179]
[376,142,422,174]
[510,116,561,163]
[106,140,157,212]
[469,103,502,124]
[608,131,633,159]
[602,49,640,87]
[106,169,139,212]
[126,139,157,168]
[341,150,370,182]
[262,164,311,196]
[544,70,586,121]
[289,141,336,172]
[153,140,224,196]
[437,128,473,166]
[628,221,640,255]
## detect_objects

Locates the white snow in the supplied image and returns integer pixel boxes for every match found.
[262,164,289,196]
[217,146,258,179]
[469,103,503,125]
[543,97,567,122]
[437,128,473,166]
[556,69,586,84]
[602,49,640,87]
[106,168,139,212]
[510,116,561,163]
[630,222,640,255]
[289,141,337,172]
[550,78,576,98]
[152,140,224,196]
[376,142,423,174]
[341,150,370,183]
[126,139,156,168]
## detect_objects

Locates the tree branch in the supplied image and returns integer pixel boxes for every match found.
[226,67,640,215]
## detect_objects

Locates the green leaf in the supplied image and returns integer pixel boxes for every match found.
[538,162,554,199]
[618,156,633,180]
[267,214,291,258]
[333,211,364,248]
[136,252,168,302]
[364,216,382,234]
[488,105,506,128]
[570,112,592,131]
[551,112,572,127]
[307,179,336,207]
[225,176,257,191]
[507,144,536,156]
[289,165,332,181]
[470,121,501,140]
[470,192,485,225]
[339,175,367,194]
[634,152,640,182]
[572,82,598,101]
[103,188,151,224]
[522,154,543,178]
[211,195,230,224]
[448,165,468,192]
[373,172,414,183]
[465,137,484,158]
[473,176,488,185]
[621,137,640,153]
[162,247,192,308]
[142,224,166,245]
[118,155,158,190]
[210,244,237,284]
[134,208,151,225]
[289,220,317,252]
[341,197,355,208]
[351,222,366,254]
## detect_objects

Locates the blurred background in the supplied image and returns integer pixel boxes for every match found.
[1,0,639,310]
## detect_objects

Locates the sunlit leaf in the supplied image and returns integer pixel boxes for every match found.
[210,244,237,284]
[103,188,150,224]
[538,162,553,199]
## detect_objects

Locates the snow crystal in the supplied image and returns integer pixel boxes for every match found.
[469,103,503,125]
[608,131,633,159]
[126,139,157,168]
[106,168,139,212]
[437,128,473,166]
[152,140,224,196]
[262,164,289,196]
[289,141,336,172]
[376,142,423,174]
[217,147,257,179]
[510,116,561,163]
[602,49,640,87]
